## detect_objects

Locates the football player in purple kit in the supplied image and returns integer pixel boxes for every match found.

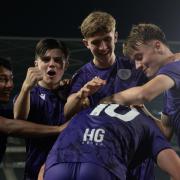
[64,11,155,180]
[43,103,180,180]
[0,57,68,164]
[14,38,70,180]
[64,11,147,120]
[101,23,180,146]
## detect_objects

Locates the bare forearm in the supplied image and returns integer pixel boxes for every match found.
[101,87,147,105]
[38,164,45,180]
[64,77,106,120]
[14,85,31,119]
[101,76,172,105]
[0,116,67,137]
[64,93,89,120]
[113,87,146,105]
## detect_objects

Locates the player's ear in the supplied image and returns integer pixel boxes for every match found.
[114,31,118,43]
[82,39,89,48]
[155,40,161,49]
[64,60,69,71]
[154,40,163,54]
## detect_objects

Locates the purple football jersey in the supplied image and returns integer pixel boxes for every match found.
[70,57,147,106]
[69,56,153,179]
[24,85,67,179]
[45,104,171,179]
[157,61,180,146]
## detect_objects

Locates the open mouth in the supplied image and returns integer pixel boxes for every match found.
[47,70,56,76]
[99,51,109,56]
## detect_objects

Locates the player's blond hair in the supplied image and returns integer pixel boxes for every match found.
[80,11,116,38]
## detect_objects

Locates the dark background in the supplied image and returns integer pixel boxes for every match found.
[0,0,180,41]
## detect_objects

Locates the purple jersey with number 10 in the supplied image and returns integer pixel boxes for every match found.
[70,56,152,179]
[45,104,171,180]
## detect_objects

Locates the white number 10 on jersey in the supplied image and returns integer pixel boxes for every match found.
[90,104,140,122]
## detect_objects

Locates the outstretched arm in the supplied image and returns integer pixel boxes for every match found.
[100,74,174,106]
[0,116,68,137]
[64,77,106,120]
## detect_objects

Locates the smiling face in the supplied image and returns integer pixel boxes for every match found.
[0,66,14,103]
[83,30,118,67]
[130,41,164,78]
[35,48,66,89]
[123,23,170,78]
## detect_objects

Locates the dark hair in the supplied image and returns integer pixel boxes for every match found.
[35,38,69,60]
[0,57,12,71]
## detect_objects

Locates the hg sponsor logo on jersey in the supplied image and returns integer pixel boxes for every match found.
[82,128,105,146]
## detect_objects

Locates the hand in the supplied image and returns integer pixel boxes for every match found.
[22,67,43,90]
[77,76,106,99]
[58,120,70,132]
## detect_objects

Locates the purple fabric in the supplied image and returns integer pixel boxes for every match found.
[45,105,171,179]
[23,85,67,179]
[157,61,180,146]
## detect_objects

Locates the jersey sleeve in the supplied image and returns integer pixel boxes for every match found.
[157,61,180,89]
[69,69,86,94]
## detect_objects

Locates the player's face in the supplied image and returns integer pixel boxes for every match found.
[35,49,66,87]
[0,66,14,103]
[83,30,118,63]
[130,41,163,78]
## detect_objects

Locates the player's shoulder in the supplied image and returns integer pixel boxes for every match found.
[116,56,135,69]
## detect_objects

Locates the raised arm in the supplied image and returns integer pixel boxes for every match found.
[14,67,43,119]
[0,116,68,137]
[64,77,106,120]
[100,74,174,106]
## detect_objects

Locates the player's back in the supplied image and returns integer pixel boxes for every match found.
[45,104,171,179]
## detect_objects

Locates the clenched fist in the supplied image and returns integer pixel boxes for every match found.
[22,67,43,90]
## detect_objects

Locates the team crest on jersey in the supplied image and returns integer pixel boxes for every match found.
[117,69,131,80]
[82,128,105,146]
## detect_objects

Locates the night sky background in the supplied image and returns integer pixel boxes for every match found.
[0,0,180,41]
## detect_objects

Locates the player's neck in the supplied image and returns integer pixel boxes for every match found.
[163,50,176,66]
[93,54,116,69]
[38,81,60,90]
